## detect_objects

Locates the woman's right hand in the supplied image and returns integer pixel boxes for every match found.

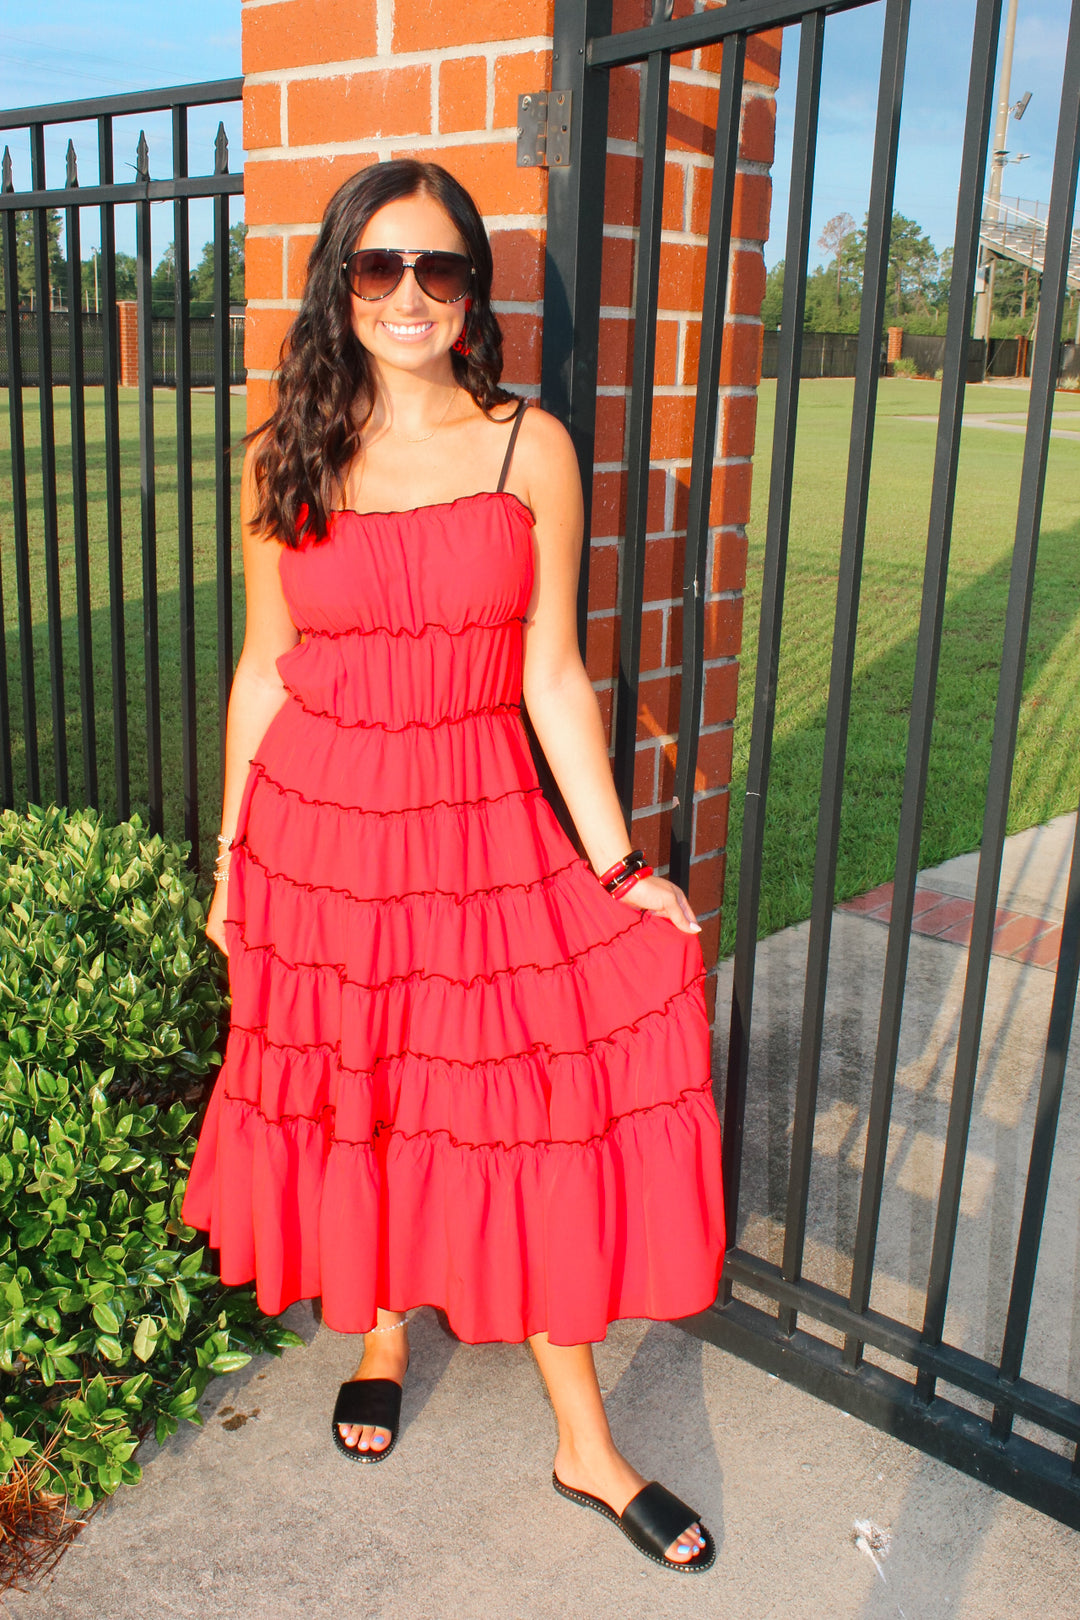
[205,878,229,958]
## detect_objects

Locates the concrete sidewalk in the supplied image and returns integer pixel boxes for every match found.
[8,822,1079,1620]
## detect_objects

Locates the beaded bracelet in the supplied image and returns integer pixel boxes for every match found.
[213,832,232,884]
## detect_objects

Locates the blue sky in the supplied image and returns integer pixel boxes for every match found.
[0,1,1074,270]
[0,6,243,261]
[768,0,1076,270]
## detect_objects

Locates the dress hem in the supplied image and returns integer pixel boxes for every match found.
[194,1250,728,1348]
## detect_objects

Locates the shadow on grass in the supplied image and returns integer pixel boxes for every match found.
[720,510,1080,957]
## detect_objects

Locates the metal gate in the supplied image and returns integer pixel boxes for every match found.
[541,0,1080,1525]
[0,80,243,868]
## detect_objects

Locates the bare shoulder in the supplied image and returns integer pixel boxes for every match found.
[511,404,581,511]
[516,401,574,456]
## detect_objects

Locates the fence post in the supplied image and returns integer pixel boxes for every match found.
[117,299,138,388]
[887,324,903,365]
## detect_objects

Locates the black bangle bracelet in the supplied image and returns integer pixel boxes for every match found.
[601,849,647,893]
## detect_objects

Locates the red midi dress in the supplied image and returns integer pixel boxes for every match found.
[182,412,727,1345]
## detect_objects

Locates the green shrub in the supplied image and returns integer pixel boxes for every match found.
[890,355,919,378]
[0,804,302,1512]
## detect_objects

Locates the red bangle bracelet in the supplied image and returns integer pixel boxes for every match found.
[598,852,634,888]
[611,865,653,899]
[598,849,646,890]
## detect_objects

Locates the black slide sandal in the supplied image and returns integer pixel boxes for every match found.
[331,1378,404,1464]
[552,1472,716,1573]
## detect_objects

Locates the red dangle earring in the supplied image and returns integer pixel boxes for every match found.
[451,297,472,356]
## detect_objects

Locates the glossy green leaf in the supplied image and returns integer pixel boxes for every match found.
[132,1316,159,1362]
[91,1299,121,1335]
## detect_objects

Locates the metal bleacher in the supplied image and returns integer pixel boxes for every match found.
[980,195,1080,291]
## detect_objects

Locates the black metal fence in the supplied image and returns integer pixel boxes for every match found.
[0,80,244,868]
[902,329,1045,379]
[544,0,1080,1527]
[899,330,988,380]
[0,310,246,387]
[762,327,1074,382]
[761,328,862,378]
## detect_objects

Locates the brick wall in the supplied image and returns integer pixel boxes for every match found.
[240,0,780,1007]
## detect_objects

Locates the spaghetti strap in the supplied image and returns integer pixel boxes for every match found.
[496,398,529,493]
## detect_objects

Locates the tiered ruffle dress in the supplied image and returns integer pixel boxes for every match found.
[182,447,727,1345]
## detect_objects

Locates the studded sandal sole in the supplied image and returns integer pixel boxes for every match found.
[331,1377,404,1464]
[552,1472,715,1573]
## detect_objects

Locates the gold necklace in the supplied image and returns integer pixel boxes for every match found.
[385,387,458,444]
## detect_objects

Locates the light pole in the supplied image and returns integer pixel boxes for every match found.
[974,0,1021,343]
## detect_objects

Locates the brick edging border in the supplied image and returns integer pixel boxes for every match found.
[839,883,1061,969]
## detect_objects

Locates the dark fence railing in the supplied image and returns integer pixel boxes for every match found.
[545,0,1080,1531]
[0,78,244,868]
[0,310,246,387]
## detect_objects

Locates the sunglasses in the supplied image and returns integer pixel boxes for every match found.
[341,248,474,303]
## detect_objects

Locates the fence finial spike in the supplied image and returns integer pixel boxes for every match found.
[1,147,12,194]
[214,121,229,176]
[66,139,79,188]
[136,130,150,182]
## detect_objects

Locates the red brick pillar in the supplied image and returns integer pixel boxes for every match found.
[887,325,903,363]
[117,300,139,387]
[240,0,780,1008]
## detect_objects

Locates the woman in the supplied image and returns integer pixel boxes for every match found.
[182,159,725,1574]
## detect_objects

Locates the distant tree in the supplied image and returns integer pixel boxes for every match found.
[188,222,247,306]
[817,211,855,302]
[151,242,176,309]
[816,211,943,325]
[760,259,784,329]
[804,260,861,333]
[883,214,939,318]
[113,253,138,302]
[79,251,138,304]
[986,255,1031,319]
[4,209,65,309]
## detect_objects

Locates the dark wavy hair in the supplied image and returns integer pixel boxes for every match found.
[250,160,516,547]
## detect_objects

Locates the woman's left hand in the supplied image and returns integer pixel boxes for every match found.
[615,872,701,935]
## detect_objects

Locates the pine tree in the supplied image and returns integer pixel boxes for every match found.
[7,209,66,309]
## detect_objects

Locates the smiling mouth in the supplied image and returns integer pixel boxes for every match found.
[382,321,435,337]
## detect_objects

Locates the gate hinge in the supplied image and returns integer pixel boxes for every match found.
[516,90,572,169]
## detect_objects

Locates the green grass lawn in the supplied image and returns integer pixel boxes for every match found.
[0,387,247,867]
[720,377,1080,953]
